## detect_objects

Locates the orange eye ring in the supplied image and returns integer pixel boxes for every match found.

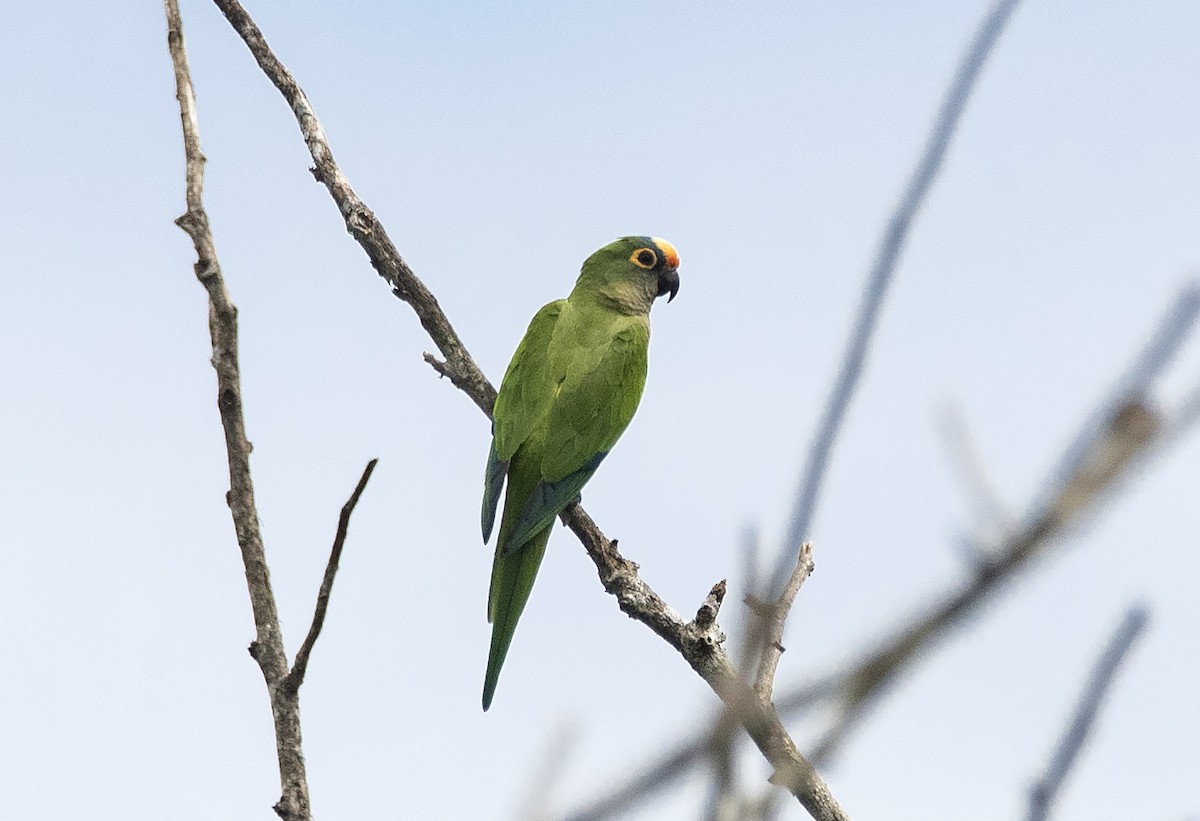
[631,248,658,269]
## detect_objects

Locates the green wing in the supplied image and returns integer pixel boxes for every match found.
[502,316,649,553]
[482,300,563,543]
[502,453,605,555]
[541,317,649,480]
[481,438,506,544]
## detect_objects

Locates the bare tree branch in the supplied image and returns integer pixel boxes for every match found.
[773,0,1025,594]
[1026,606,1150,821]
[754,543,815,701]
[164,2,310,818]
[207,2,848,818]
[211,0,494,416]
[284,458,379,695]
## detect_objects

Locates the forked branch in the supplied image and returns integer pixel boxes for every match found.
[164,2,309,817]
[166,4,378,818]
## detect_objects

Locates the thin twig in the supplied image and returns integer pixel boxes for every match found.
[284,458,379,695]
[164,2,310,818]
[938,402,1011,535]
[558,741,703,821]
[773,0,1025,594]
[1026,606,1150,821]
[754,543,815,701]
[211,3,849,818]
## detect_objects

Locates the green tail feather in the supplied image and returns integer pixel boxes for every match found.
[482,524,552,710]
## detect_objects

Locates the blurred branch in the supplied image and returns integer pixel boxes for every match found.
[702,528,767,821]
[164,2,310,817]
[284,458,379,695]
[938,402,1011,536]
[797,285,1198,766]
[210,2,847,818]
[515,723,579,821]
[558,739,702,821]
[772,0,1026,595]
[1026,606,1150,821]
[702,713,738,821]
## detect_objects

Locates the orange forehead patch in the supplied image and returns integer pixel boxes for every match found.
[651,237,680,269]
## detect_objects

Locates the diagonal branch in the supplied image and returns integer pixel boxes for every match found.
[211,0,494,416]
[209,2,846,818]
[284,458,379,695]
[1025,606,1150,821]
[164,2,310,818]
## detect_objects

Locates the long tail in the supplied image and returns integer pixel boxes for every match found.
[482,523,552,710]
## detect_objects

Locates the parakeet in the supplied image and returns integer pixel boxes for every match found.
[480,236,681,710]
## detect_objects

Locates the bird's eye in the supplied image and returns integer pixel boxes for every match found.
[631,248,658,269]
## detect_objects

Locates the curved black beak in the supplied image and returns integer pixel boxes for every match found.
[657,268,680,302]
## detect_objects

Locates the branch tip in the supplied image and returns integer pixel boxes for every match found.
[287,458,380,694]
[693,580,728,628]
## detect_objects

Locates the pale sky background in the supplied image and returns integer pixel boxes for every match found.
[2,1,1199,819]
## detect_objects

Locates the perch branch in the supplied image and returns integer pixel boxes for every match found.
[211,1,845,817]
[284,458,379,695]
[164,2,310,818]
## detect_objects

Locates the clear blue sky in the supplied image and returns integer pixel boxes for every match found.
[2,1,1198,819]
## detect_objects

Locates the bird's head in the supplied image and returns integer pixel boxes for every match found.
[574,236,681,314]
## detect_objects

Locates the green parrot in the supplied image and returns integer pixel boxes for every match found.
[480,236,681,710]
